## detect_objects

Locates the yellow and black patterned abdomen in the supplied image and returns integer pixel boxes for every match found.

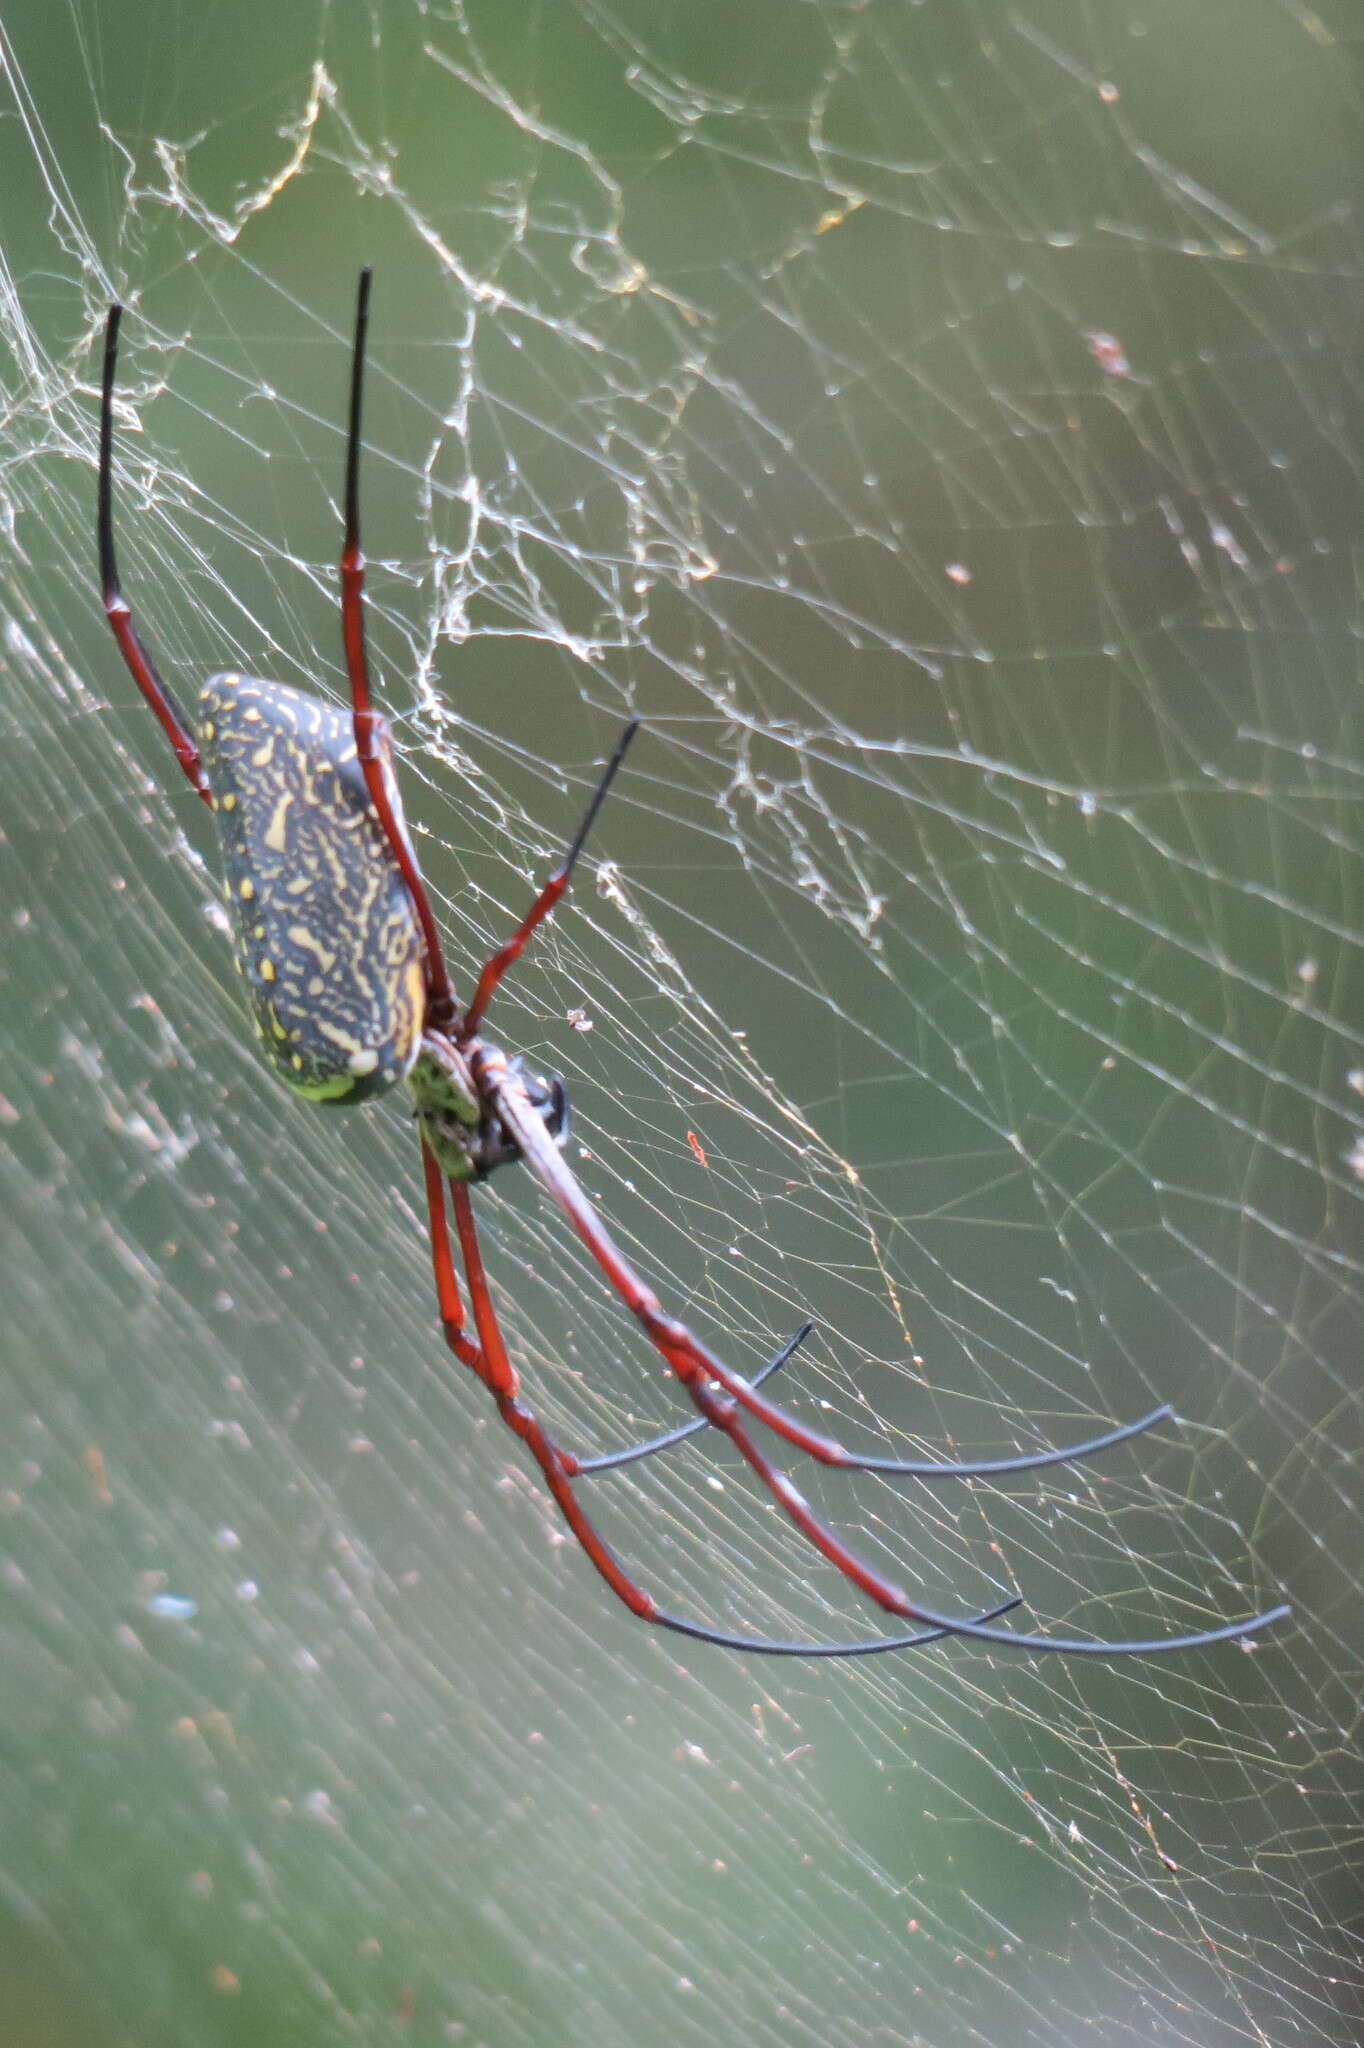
[199,674,426,1104]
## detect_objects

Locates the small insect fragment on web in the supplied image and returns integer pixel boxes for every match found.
[686,1129,709,1167]
[1084,329,1132,378]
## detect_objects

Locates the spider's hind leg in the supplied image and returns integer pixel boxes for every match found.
[573,1320,813,1476]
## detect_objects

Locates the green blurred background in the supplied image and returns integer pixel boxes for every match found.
[1,2,1359,2044]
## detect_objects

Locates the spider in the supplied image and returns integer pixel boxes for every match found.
[95,271,1289,1661]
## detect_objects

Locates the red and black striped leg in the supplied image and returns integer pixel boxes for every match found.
[444,1180,1029,1659]
[461,717,640,1038]
[489,1062,1290,1658]
[97,305,212,805]
[338,268,457,1028]
[572,1321,813,1476]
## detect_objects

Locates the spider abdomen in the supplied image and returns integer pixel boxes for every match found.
[199,672,425,1104]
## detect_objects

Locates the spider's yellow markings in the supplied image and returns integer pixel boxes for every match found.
[198,672,425,1105]
[287,925,338,973]
[263,791,294,852]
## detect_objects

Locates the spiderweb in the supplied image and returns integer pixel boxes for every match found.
[0,4,1359,2044]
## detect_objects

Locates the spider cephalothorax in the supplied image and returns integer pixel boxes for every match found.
[413,1034,569,1183]
[94,272,1289,1662]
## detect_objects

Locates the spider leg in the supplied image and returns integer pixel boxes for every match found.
[484,1060,1289,1656]
[573,1319,813,1475]
[681,1365,1290,1656]
[97,305,212,805]
[442,1176,1028,1657]
[461,717,640,1038]
[338,269,457,1029]
[643,1593,1028,1660]
[486,1054,1174,1480]
[423,1133,808,1475]
[421,1138,486,1371]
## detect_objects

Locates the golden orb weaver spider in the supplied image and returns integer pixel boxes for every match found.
[95,272,1290,1660]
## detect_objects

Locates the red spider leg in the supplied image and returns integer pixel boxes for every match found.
[481,1052,1171,1482]
[449,739,1168,1482]
[486,1060,1289,1655]
[447,1175,667,1619]
[575,1319,813,1475]
[443,1173,1026,1658]
[420,1138,484,1371]
[460,717,641,1040]
[98,306,212,805]
[424,1131,809,1475]
[339,268,457,1030]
